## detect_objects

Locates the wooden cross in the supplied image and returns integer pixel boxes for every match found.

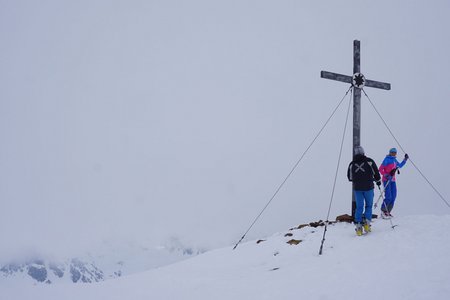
[321,40,391,217]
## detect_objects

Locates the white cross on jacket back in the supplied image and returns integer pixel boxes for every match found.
[347,155,381,191]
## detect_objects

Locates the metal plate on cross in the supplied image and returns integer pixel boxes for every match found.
[352,73,365,88]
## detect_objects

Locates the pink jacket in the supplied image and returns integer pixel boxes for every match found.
[379,155,407,182]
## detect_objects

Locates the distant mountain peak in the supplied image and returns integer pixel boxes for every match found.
[1,258,106,284]
[1,239,203,284]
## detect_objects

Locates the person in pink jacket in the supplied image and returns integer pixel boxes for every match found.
[379,148,408,218]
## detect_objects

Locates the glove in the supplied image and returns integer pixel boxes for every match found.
[404,153,409,161]
[389,168,397,176]
[376,181,381,187]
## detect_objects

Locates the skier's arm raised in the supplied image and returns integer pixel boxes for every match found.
[396,154,408,169]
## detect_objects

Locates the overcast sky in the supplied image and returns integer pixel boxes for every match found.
[1,0,449,260]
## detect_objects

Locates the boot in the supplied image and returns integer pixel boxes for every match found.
[355,223,363,236]
[363,220,371,233]
[381,211,391,219]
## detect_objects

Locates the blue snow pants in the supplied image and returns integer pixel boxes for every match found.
[382,181,397,213]
[354,189,374,224]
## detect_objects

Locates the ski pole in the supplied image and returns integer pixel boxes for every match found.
[375,177,398,229]
[375,185,383,209]
[380,195,398,229]
[374,177,392,208]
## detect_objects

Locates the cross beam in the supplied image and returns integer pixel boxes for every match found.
[321,71,391,90]
[320,40,391,217]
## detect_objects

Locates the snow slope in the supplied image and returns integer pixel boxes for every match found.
[2,214,450,300]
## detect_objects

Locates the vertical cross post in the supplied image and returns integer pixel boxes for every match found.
[352,40,361,216]
[320,40,391,218]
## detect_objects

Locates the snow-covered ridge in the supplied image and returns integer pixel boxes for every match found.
[1,258,105,284]
[3,214,449,300]
[3,215,450,300]
[0,237,205,284]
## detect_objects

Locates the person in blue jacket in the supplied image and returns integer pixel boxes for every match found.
[379,148,409,218]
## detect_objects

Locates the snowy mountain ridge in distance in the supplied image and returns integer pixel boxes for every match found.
[4,214,449,300]
[0,237,205,284]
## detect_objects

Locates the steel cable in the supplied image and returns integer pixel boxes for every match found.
[233,86,353,250]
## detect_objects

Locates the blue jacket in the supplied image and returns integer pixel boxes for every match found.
[379,155,406,182]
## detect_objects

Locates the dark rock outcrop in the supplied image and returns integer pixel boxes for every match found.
[27,265,47,282]
[70,259,104,283]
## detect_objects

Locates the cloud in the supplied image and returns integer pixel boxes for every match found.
[1,0,449,262]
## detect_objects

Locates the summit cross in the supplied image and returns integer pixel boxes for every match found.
[320,40,391,217]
